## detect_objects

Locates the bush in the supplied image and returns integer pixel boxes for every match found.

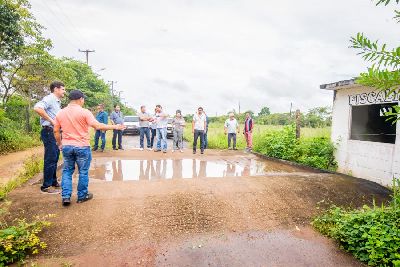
[313,179,400,266]
[253,125,337,171]
[0,114,40,154]
[0,217,52,265]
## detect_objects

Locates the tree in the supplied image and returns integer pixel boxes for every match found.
[258,106,271,116]
[350,0,400,121]
[0,0,51,105]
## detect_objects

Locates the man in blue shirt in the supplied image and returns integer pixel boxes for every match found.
[110,105,124,150]
[33,81,65,194]
[93,104,108,152]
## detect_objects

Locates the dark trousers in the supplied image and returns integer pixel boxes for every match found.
[112,130,123,149]
[150,128,157,148]
[140,127,151,148]
[228,133,237,149]
[40,127,60,189]
[94,130,106,150]
[193,130,205,152]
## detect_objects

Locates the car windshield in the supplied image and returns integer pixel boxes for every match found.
[124,116,139,122]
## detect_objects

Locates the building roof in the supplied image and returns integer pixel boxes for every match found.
[320,79,358,90]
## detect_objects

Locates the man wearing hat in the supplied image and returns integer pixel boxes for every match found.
[54,90,125,206]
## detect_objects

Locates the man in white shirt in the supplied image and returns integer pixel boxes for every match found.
[192,107,207,154]
[224,112,240,150]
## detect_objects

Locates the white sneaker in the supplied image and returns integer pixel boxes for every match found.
[180,150,184,153]
[172,150,175,153]
[147,148,152,151]
[140,148,144,151]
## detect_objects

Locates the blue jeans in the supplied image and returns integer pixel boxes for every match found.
[150,128,157,148]
[156,128,167,151]
[94,130,106,150]
[61,146,92,200]
[140,127,151,148]
[193,130,205,152]
[41,127,60,190]
[204,132,208,149]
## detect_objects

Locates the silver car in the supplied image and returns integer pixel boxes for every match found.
[123,116,140,135]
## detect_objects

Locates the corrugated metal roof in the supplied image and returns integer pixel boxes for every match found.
[320,79,357,90]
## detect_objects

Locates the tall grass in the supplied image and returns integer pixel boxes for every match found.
[184,123,331,149]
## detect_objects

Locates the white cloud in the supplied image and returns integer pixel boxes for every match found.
[30,0,400,115]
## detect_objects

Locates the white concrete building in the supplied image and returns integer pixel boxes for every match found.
[321,79,399,186]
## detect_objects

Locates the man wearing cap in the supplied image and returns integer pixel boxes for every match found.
[34,81,65,194]
[54,90,125,206]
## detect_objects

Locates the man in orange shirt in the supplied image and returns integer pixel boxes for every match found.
[54,90,125,206]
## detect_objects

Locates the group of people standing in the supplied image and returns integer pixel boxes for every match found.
[33,81,254,206]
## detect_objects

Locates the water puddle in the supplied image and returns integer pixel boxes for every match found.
[85,158,303,181]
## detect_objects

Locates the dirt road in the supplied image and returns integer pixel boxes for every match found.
[6,136,390,266]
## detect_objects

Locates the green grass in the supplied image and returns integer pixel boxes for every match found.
[184,123,331,149]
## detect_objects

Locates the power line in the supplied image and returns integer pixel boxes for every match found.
[31,2,79,50]
[38,0,85,48]
[51,0,91,47]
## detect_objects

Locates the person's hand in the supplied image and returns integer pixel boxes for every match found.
[192,129,194,134]
[50,119,56,126]
[224,132,227,135]
[116,124,126,130]
[57,144,62,151]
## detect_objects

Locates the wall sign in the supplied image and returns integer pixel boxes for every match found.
[349,90,400,106]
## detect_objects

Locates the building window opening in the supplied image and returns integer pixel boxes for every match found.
[350,103,397,144]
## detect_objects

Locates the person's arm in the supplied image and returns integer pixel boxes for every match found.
[53,119,62,150]
[33,98,55,125]
[34,107,55,125]
[203,118,206,132]
[93,121,125,131]
[192,116,195,133]
[236,121,240,134]
[87,111,124,131]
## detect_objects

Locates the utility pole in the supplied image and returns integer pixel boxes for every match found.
[289,102,293,117]
[238,101,241,114]
[108,80,117,104]
[78,49,95,65]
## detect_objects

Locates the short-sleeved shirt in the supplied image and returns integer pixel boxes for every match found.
[34,93,61,127]
[96,111,108,124]
[110,111,124,124]
[172,117,185,131]
[54,103,97,147]
[138,112,151,127]
[193,113,207,131]
[156,112,168,128]
[150,115,157,130]
[225,118,238,133]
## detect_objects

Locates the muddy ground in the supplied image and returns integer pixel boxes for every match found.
[5,136,391,266]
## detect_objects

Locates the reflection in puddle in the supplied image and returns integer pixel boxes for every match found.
[88,158,301,181]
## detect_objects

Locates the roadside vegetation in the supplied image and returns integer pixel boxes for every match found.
[0,156,51,266]
[313,179,400,266]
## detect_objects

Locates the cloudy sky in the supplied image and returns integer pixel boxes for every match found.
[29,0,399,115]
